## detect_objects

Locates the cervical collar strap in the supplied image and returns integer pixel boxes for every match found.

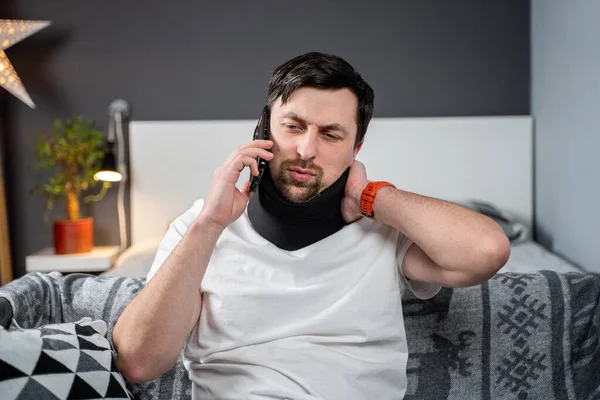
[247,166,350,251]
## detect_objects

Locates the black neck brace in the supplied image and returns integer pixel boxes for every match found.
[247,165,350,251]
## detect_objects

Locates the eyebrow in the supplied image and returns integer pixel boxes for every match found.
[281,112,349,137]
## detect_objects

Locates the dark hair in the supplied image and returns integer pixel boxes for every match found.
[266,52,374,147]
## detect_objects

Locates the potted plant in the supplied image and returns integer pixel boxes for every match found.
[31,115,110,254]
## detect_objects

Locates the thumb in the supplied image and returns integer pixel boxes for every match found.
[240,180,253,200]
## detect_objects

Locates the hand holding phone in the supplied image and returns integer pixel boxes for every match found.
[249,106,270,192]
[200,122,273,230]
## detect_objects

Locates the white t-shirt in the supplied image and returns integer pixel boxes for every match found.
[147,199,440,400]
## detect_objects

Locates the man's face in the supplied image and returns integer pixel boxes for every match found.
[268,87,362,203]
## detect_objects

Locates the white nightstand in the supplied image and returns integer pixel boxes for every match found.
[26,246,121,274]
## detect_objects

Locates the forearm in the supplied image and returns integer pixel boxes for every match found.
[113,216,222,382]
[373,187,510,272]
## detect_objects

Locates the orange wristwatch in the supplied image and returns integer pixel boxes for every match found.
[360,181,395,219]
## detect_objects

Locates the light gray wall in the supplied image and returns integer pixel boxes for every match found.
[0,0,530,278]
[531,0,600,272]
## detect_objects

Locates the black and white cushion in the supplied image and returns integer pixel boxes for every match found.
[0,318,132,399]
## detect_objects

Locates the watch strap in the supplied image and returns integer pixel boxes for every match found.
[360,181,395,219]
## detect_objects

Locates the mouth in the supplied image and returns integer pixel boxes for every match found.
[289,167,316,176]
[288,167,316,183]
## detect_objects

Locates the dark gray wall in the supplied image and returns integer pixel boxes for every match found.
[0,0,530,278]
[531,0,599,272]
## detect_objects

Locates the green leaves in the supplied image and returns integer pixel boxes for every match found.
[30,115,108,220]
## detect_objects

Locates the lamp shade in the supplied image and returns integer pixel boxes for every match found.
[94,148,122,182]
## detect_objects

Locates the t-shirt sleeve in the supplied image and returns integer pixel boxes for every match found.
[396,233,441,300]
[145,199,205,283]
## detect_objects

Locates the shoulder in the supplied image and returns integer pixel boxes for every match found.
[145,198,206,282]
[168,199,205,232]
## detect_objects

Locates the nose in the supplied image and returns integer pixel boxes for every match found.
[296,129,318,160]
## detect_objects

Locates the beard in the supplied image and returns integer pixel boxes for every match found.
[273,158,324,203]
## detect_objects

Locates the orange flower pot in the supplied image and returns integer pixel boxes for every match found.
[53,217,94,254]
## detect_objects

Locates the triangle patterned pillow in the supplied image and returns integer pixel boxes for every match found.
[0,318,132,400]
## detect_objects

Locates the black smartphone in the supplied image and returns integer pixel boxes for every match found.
[249,106,270,192]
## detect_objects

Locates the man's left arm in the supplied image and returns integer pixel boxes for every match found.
[371,187,511,288]
[344,161,511,288]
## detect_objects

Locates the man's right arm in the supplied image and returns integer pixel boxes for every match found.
[112,216,223,383]
[112,139,274,383]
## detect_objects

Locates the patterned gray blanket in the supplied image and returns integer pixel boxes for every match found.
[1,270,599,400]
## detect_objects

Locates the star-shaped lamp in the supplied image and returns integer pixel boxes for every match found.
[0,19,50,108]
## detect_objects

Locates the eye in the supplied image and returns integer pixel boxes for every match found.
[323,132,341,141]
[285,124,300,131]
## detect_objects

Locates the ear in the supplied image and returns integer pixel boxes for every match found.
[353,140,364,158]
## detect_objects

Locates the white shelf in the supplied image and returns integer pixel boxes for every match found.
[26,246,121,273]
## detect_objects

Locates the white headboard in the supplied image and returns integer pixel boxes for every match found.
[129,116,533,246]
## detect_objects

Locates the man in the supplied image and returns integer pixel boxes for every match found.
[113,52,510,399]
